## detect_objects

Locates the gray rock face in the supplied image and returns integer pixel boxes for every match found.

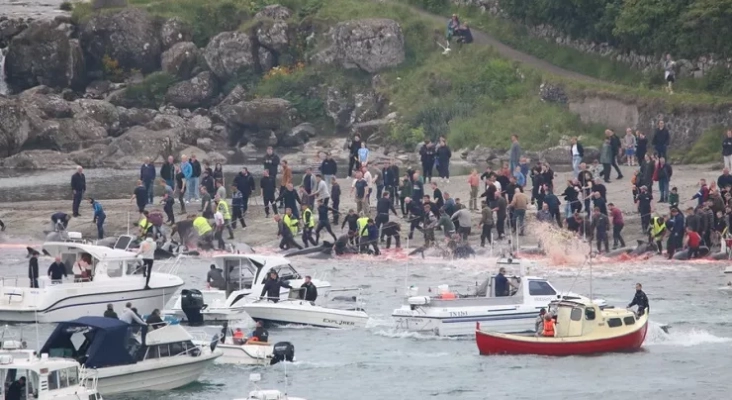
[80,8,162,73]
[165,71,219,109]
[219,98,297,131]
[161,41,199,79]
[160,17,193,50]
[0,150,79,170]
[0,97,32,157]
[117,107,158,129]
[210,85,247,123]
[258,47,275,72]
[73,99,120,131]
[314,19,405,73]
[0,18,29,48]
[539,83,568,104]
[281,122,317,147]
[105,126,184,166]
[147,113,186,131]
[256,20,291,52]
[203,31,257,81]
[325,87,354,129]
[4,20,86,92]
[254,4,293,20]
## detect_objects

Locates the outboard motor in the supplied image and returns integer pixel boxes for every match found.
[270,341,295,365]
[181,289,205,326]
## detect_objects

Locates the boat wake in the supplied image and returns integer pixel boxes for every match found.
[371,329,468,341]
[645,322,732,347]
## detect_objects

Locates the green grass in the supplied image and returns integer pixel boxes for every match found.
[672,126,726,164]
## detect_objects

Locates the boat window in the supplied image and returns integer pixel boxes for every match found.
[145,347,159,360]
[184,341,201,357]
[170,342,185,356]
[607,318,623,328]
[107,261,124,278]
[570,307,583,321]
[58,367,71,389]
[158,344,170,358]
[528,280,557,296]
[623,316,636,325]
[585,308,596,321]
[225,259,256,288]
[48,370,59,390]
[273,265,301,281]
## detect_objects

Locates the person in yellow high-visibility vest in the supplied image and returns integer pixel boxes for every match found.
[215,196,235,240]
[283,208,300,237]
[192,214,214,250]
[648,215,666,254]
[301,204,317,247]
[357,213,370,253]
[137,210,153,239]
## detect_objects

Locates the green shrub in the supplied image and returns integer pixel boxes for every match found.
[256,68,326,122]
[59,1,73,11]
[124,72,178,108]
[678,126,726,164]
[406,0,448,14]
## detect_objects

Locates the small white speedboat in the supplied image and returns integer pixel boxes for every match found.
[235,373,306,400]
[241,298,369,329]
[215,338,295,366]
[40,317,221,395]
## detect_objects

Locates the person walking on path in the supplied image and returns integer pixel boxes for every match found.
[174,165,186,214]
[468,169,480,211]
[624,128,637,166]
[509,134,521,173]
[181,155,194,202]
[160,156,175,189]
[652,121,670,159]
[656,157,672,203]
[663,54,676,94]
[140,157,156,205]
[90,198,106,239]
[190,154,202,201]
[607,129,624,179]
[570,137,584,178]
[260,170,278,218]
[436,138,452,182]
[348,134,362,177]
[600,138,613,183]
[609,203,626,249]
[723,130,732,171]
[636,131,648,166]
[263,146,280,182]
[71,166,86,217]
[420,139,436,183]
[131,180,147,214]
[320,153,338,193]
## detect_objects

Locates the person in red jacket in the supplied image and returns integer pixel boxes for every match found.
[685,226,702,259]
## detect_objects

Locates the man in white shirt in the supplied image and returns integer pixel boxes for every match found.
[361,166,373,204]
[136,235,157,290]
[570,137,583,178]
[213,209,226,250]
[313,174,330,207]
[120,302,146,325]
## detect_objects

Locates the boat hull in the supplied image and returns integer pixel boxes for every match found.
[392,309,538,337]
[0,285,181,323]
[216,343,273,365]
[242,302,369,329]
[94,350,220,395]
[475,319,649,356]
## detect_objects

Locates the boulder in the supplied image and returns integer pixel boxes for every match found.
[165,71,219,109]
[256,20,291,52]
[147,113,186,131]
[85,80,112,99]
[541,146,571,165]
[539,83,568,104]
[161,41,199,79]
[203,31,257,81]
[117,107,157,128]
[351,90,385,124]
[160,17,192,50]
[92,0,128,10]
[73,99,120,131]
[80,8,162,73]
[0,97,32,157]
[280,122,317,147]
[105,126,184,165]
[0,150,77,169]
[4,20,86,92]
[313,19,405,73]
[188,115,213,130]
[54,117,109,151]
[258,47,275,72]
[254,5,293,20]
[207,151,227,164]
[196,137,214,151]
[18,89,74,119]
[581,146,600,164]
[218,98,297,131]
[210,85,247,123]
[325,87,354,129]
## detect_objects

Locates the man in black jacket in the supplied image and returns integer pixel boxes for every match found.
[405,198,424,240]
[28,253,39,288]
[348,134,362,177]
[70,166,86,217]
[260,271,292,303]
[320,153,338,191]
[419,140,436,183]
[636,186,653,232]
[277,184,301,219]
[263,146,280,180]
[627,283,649,316]
[591,207,610,253]
[375,192,399,241]
[314,199,338,244]
[48,256,67,283]
[160,156,176,189]
[724,130,732,171]
[234,167,255,215]
[299,276,318,302]
[260,170,277,217]
[607,130,624,179]
[652,121,670,159]
[140,157,156,205]
[382,160,400,205]
[341,209,359,245]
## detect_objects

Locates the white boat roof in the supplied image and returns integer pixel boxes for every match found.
[145,324,194,345]
[43,242,136,260]
[0,351,80,372]
[213,254,291,268]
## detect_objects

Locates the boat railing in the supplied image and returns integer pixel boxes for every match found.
[79,365,99,391]
[156,254,186,276]
[0,277,23,288]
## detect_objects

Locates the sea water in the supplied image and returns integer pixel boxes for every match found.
[0,243,730,400]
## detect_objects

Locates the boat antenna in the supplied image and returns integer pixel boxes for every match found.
[34,310,40,353]
[588,250,593,301]
[126,212,130,235]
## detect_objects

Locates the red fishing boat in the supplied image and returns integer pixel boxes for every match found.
[475,299,648,356]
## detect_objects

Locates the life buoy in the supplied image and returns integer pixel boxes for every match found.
[439,292,456,300]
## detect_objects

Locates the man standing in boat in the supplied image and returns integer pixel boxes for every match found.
[28,252,39,288]
[299,276,318,303]
[260,271,293,303]
[47,256,67,284]
[627,283,649,316]
[494,267,518,297]
[136,234,157,290]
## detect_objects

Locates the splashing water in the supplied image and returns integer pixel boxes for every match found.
[645,321,732,347]
[530,223,591,266]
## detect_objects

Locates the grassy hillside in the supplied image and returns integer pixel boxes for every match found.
[72,0,607,151]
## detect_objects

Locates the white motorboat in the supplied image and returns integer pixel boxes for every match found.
[235,373,307,400]
[241,296,369,329]
[211,335,295,366]
[0,348,102,400]
[0,242,184,323]
[40,317,221,395]
[165,254,331,323]
[392,258,598,336]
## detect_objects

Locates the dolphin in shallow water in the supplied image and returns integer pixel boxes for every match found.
[672,246,710,260]
[709,251,731,261]
[629,240,658,257]
[605,247,634,258]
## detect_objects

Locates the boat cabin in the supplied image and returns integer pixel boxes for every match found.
[549,300,640,338]
[40,317,210,369]
[215,255,301,295]
[40,243,146,286]
[0,351,98,400]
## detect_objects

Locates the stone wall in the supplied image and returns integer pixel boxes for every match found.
[453,0,725,78]
[566,94,732,151]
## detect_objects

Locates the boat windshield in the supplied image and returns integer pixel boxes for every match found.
[223,258,257,289]
[527,280,556,296]
[270,264,301,281]
[0,367,41,399]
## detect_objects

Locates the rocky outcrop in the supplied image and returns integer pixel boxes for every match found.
[118,107,158,129]
[165,71,219,109]
[0,17,29,48]
[161,42,199,79]
[254,5,293,20]
[281,122,317,147]
[80,8,162,73]
[203,31,257,81]
[160,17,193,50]
[314,19,405,73]
[105,126,184,166]
[4,20,86,92]
[73,99,120,132]
[0,97,32,157]
[0,150,80,169]
[256,20,291,53]
[219,97,297,131]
